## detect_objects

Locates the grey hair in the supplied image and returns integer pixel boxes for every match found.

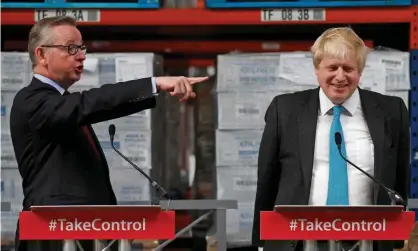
[28,16,77,66]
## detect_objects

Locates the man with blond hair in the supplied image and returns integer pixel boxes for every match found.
[252,27,409,251]
[11,16,208,251]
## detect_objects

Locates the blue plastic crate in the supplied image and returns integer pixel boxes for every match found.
[205,0,410,8]
[1,0,160,8]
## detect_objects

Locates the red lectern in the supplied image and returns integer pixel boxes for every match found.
[19,205,175,251]
[260,205,415,251]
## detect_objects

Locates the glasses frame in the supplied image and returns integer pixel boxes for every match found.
[40,44,87,55]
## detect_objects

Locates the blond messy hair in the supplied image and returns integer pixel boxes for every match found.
[311,27,370,72]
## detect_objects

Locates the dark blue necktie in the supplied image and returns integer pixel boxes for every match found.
[326,105,349,205]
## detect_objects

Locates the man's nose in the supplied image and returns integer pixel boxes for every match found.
[76,50,86,61]
[335,67,345,81]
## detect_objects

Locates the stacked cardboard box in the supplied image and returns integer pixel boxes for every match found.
[214,53,314,246]
[0,52,162,239]
[1,52,32,240]
[214,49,410,247]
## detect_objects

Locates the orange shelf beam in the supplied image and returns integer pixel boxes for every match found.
[0,7,415,26]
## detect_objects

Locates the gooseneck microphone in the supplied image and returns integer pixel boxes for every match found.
[108,124,169,201]
[334,132,406,208]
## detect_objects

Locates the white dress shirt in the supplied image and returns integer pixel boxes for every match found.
[309,88,375,206]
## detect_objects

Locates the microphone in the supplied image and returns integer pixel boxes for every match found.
[334,132,406,208]
[108,124,169,202]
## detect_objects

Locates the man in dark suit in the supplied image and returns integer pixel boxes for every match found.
[10,16,208,251]
[252,27,410,251]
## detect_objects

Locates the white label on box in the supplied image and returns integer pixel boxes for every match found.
[115,57,148,82]
[1,150,17,169]
[1,211,20,236]
[235,104,261,119]
[226,209,240,234]
[1,169,24,211]
[367,51,410,90]
[1,91,16,131]
[91,125,151,169]
[1,54,30,91]
[359,62,386,95]
[380,57,403,70]
[109,168,150,202]
[217,92,284,130]
[217,166,257,201]
[110,110,151,130]
[233,176,257,191]
[216,130,262,166]
[120,131,151,169]
[1,132,17,168]
[217,55,288,91]
[278,52,317,86]
[226,202,255,235]
[239,202,254,223]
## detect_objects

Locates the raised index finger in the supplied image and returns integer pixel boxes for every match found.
[187,76,209,84]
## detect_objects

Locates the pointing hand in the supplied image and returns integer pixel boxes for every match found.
[155,76,209,102]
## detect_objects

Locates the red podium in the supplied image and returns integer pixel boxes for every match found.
[19,205,175,251]
[260,205,415,251]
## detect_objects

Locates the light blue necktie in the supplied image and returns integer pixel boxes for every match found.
[326,105,349,205]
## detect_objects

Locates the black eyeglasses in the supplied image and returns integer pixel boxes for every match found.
[40,44,87,55]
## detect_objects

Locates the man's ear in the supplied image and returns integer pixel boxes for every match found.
[34,46,47,67]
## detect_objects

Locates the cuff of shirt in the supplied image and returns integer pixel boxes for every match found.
[151,77,159,96]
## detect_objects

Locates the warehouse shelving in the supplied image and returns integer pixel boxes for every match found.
[0,0,160,8]
[1,7,417,25]
[0,1,417,223]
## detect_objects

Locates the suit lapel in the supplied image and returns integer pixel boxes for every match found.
[297,88,320,197]
[358,88,386,204]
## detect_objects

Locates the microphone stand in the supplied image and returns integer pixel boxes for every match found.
[335,134,406,208]
[109,127,169,206]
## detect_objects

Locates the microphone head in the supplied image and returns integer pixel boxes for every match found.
[334,132,342,146]
[108,124,116,137]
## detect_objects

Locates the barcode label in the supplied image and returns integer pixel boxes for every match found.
[1,156,14,161]
[382,59,401,65]
[1,78,23,85]
[381,59,403,69]
[234,178,257,189]
[35,9,100,22]
[261,8,326,22]
[238,108,259,114]
[236,104,260,118]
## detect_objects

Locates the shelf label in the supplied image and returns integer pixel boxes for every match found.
[261,9,325,22]
[35,9,100,22]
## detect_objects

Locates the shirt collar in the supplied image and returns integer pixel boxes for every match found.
[319,87,360,116]
[33,74,66,95]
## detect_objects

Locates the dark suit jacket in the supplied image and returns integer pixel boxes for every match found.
[252,87,410,251]
[10,77,156,207]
